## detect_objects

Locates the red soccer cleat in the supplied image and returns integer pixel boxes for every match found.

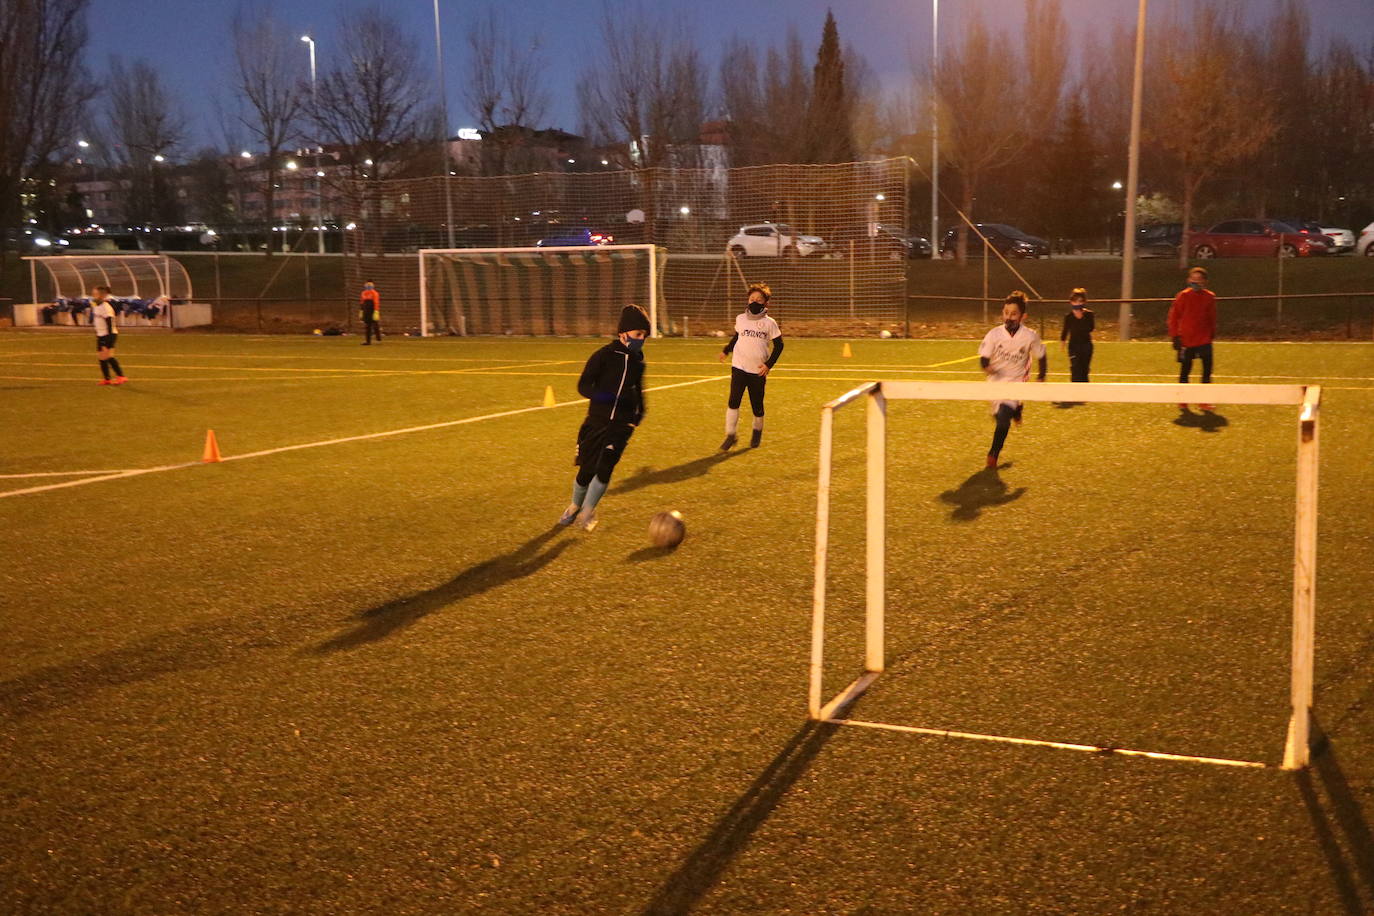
[1199,403,1214,411]
[985,455,998,469]
[112,376,128,386]
[98,379,112,386]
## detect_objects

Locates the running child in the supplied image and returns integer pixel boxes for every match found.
[91,286,127,386]
[719,282,784,450]
[558,305,652,532]
[978,291,1046,467]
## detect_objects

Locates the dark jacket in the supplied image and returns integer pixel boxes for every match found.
[577,339,646,425]
[1061,308,1095,344]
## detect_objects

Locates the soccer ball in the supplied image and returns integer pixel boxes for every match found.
[312,328,323,336]
[648,510,686,548]
[879,329,893,339]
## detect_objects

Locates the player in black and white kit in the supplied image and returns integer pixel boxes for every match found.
[978,291,1045,467]
[718,282,784,450]
[557,305,652,532]
[91,285,128,386]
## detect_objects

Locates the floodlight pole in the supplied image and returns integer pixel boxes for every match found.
[1119,0,1148,341]
[433,0,457,248]
[930,0,940,252]
[302,36,325,254]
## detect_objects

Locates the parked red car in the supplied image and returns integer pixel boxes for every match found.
[1187,219,1329,258]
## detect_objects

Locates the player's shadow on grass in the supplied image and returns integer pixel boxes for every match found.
[1173,407,1229,433]
[611,450,747,496]
[937,465,1027,522]
[641,719,841,915]
[313,530,574,654]
[1296,721,1374,914]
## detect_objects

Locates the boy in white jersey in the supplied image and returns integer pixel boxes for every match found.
[718,282,784,450]
[90,285,128,386]
[978,291,1045,467]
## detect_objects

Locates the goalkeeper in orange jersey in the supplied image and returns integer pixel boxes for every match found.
[359,281,382,345]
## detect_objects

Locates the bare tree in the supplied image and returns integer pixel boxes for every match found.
[0,0,95,269]
[308,5,424,254]
[933,8,1026,261]
[463,7,550,175]
[1149,2,1276,266]
[107,58,188,226]
[230,4,305,254]
[577,7,709,170]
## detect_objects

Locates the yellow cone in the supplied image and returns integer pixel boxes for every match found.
[842,342,853,358]
[542,386,556,407]
[202,429,222,463]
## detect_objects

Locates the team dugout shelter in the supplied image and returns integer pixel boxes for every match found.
[15,254,212,329]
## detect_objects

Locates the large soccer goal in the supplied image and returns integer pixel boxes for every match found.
[811,380,1321,770]
[417,244,666,337]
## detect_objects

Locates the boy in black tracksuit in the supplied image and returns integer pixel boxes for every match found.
[1060,287,1095,384]
[558,305,651,531]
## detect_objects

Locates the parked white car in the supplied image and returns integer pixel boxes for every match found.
[1357,222,1374,257]
[727,223,828,258]
[1319,226,1355,253]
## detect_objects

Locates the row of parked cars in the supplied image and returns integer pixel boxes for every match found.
[1137,219,1371,259]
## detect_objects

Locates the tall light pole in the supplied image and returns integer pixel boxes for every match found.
[1119,0,1148,341]
[301,35,325,253]
[930,0,940,252]
[433,0,456,248]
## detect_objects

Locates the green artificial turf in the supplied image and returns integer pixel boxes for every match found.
[2,329,1372,913]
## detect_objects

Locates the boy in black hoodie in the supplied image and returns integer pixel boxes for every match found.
[558,304,652,531]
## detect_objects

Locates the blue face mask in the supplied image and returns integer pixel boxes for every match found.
[624,336,645,352]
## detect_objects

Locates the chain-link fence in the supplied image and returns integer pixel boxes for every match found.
[341,159,910,336]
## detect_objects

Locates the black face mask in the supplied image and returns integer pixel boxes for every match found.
[747,301,767,315]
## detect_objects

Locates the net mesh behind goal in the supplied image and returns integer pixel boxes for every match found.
[343,159,909,336]
[419,246,663,336]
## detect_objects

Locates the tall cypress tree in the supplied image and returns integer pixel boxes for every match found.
[804,10,854,163]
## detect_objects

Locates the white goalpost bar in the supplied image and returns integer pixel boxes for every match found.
[810,380,1322,770]
[417,244,660,338]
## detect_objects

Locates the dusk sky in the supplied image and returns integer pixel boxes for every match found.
[88,0,1374,151]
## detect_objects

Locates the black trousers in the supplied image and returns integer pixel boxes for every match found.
[728,367,767,417]
[989,403,1021,458]
[363,317,382,343]
[1179,343,1213,384]
[1068,340,1093,383]
[574,420,635,485]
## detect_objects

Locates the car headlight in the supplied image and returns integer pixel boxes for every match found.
[33,237,51,247]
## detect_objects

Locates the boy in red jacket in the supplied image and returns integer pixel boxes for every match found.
[1168,266,1217,410]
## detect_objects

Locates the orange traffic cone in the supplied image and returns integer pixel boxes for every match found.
[842,342,853,358]
[542,386,556,408]
[202,429,222,463]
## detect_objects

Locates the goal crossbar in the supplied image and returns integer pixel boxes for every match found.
[417,244,661,338]
[811,380,1321,770]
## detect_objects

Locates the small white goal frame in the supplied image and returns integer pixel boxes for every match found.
[811,380,1321,770]
[417,244,661,338]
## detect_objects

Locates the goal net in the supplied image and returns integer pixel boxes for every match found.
[417,245,665,337]
[811,380,1321,771]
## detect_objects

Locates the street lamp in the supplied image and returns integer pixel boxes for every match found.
[432,0,456,248]
[152,154,165,162]
[1119,0,1148,341]
[301,35,325,253]
[77,140,90,148]
[1112,181,1124,191]
[931,0,940,254]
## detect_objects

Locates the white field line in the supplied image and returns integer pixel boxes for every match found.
[0,469,138,478]
[829,718,1268,769]
[0,375,725,499]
